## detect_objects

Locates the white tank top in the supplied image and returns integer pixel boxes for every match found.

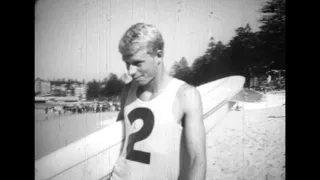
[110,78,186,180]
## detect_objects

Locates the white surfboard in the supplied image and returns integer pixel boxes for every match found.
[35,75,245,180]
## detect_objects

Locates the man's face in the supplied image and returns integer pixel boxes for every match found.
[123,49,160,86]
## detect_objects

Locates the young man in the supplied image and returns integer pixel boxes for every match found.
[109,23,206,180]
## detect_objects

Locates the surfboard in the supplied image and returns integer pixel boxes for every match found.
[35,75,245,180]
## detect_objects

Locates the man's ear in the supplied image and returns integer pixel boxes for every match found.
[156,50,163,65]
[155,49,162,58]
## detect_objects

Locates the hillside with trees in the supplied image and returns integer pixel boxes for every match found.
[171,0,285,89]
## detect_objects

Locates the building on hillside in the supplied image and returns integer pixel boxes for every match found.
[74,84,87,100]
[71,83,80,89]
[35,78,51,95]
[35,78,42,94]
[267,69,286,82]
[66,90,72,96]
[80,84,87,100]
[51,85,67,93]
[74,87,82,98]
[41,81,51,95]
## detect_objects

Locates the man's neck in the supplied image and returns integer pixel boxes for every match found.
[140,69,170,95]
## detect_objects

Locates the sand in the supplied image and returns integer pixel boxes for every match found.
[231,90,285,110]
[205,102,285,179]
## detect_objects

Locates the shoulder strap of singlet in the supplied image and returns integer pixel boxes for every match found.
[166,78,186,110]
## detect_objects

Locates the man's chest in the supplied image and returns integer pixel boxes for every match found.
[138,91,152,101]
[123,99,184,136]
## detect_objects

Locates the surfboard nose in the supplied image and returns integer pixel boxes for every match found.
[229,76,246,87]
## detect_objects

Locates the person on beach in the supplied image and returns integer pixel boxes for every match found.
[109,23,206,180]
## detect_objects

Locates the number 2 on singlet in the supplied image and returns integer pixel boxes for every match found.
[126,108,155,164]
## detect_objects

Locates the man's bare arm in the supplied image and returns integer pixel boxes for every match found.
[179,84,206,180]
[116,82,131,121]
[115,82,131,156]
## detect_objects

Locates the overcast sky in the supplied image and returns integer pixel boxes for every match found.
[35,0,268,82]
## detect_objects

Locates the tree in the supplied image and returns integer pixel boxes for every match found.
[190,55,212,86]
[205,38,226,62]
[179,0,285,88]
[171,57,194,85]
[102,73,125,97]
[229,24,258,70]
[259,0,285,34]
[86,79,100,100]
[258,0,285,70]
[190,38,231,86]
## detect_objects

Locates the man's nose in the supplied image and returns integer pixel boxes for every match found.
[127,64,137,76]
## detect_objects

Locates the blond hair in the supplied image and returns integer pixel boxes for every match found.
[119,23,164,57]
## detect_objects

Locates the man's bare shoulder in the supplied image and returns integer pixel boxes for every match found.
[177,83,200,99]
[176,83,202,111]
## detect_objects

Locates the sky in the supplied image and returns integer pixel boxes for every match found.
[35,0,268,82]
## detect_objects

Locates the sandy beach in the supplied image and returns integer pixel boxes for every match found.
[205,93,285,180]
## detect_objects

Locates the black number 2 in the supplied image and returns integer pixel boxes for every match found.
[126,108,155,164]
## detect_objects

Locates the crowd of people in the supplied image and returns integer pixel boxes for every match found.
[249,75,285,93]
[44,101,120,115]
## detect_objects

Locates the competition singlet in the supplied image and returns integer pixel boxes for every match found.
[110,78,186,180]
